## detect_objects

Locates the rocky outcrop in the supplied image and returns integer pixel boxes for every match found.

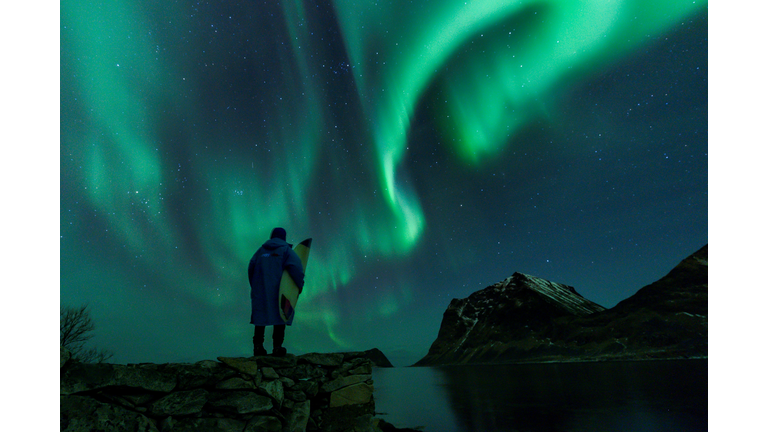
[348,348,394,368]
[61,349,380,432]
[415,245,708,365]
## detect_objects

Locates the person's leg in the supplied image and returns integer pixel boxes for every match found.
[253,325,267,356]
[272,324,286,356]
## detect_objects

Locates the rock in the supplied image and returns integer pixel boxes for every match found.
[61,395,158,432]
[61,363,177,395]
[330,383,373,407]
[374,419,422,432]
[244,416,282,432]
[163,417,247,432]
[290,379,319,398]
[278,376,296,388]
[120,392,156,407]
[208,391,273,414]
[217,357,260,376]
[283,400,311,432]
[342,349,394,368]
[261,367,280,380]
[149,389,208,416]
[349,363,373,375]
[322,374,372,393]
[298,352,344,367]
[285,390,307,402]
[60,363,113,395]
[216,376,257,390]
[60,352,376,432]
[258,379,284,407]
[353,414,375,432]
[166,361,236,390]
[114,364,178,392]
[278,363,327,381]
[254,354,297,368]
[332,357,370,378]
[307,416,320,431]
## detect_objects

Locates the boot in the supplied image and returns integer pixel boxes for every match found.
[253,326,267,357]
[272,325,286,357]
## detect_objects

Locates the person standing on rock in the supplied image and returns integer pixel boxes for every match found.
[248,227,305,357]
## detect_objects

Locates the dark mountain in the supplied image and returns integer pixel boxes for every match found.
[414,245,708,366]
[413,272,607,366]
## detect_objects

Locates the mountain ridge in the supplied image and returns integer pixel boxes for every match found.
[414,245,708,366]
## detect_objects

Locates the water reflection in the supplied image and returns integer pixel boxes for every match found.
[374,360,707,432]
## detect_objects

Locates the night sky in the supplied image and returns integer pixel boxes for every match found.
[60,0,708,367]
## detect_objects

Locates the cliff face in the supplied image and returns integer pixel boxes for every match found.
[414,245,708,366]
[60,350,379,432]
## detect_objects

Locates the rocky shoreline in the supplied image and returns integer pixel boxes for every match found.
[61,347,406,432]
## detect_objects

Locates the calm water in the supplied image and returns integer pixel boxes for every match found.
[373,359,707,432]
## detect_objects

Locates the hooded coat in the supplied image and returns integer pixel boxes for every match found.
[248,238,305,326]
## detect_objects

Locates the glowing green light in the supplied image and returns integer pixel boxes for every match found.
[62,0,706,355]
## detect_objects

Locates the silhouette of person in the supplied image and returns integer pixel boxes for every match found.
[248,227,305,356]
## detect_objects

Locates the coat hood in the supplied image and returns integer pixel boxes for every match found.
[262,238,291,250]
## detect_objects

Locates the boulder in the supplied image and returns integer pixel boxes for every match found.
[298,352,344,367]
[216,377,257,390]
[208,391,273,414]
[165,361,236,390]
[342,349,394,368]
[253,354,297,368]
[162,417,246,432]
[290,379,319,398]
[61,395,158,432]
[322,374,372,393]
[114,364,177,392]
[258,379,284,407]
[261,367,280,380]
[149,389,207,416]
[244,416,283,432]
[283,400,311,432]
[61,363,177,395]
[217,357,260,376]
[277,363,326,381]
[330,383,374,407]
[285,390,307,402]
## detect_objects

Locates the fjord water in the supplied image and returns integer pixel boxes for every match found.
[373,360,707,432]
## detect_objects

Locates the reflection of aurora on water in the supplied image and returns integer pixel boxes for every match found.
[60,0,708,365]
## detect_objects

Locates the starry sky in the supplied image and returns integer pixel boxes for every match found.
[60,0,708,367]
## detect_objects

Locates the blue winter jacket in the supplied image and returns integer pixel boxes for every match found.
[248,238,305,326]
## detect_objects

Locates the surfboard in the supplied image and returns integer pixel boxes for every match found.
[279,238,312,323]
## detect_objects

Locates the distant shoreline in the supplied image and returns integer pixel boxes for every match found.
[409,355,708,368]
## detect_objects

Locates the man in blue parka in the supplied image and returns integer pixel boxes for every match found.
[248,227,305,357]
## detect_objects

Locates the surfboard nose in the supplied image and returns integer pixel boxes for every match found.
[300,238,312,248]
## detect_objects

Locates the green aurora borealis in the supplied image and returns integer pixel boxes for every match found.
[61,0,707,365]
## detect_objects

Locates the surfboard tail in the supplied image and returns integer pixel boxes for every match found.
[281,295,295,323]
